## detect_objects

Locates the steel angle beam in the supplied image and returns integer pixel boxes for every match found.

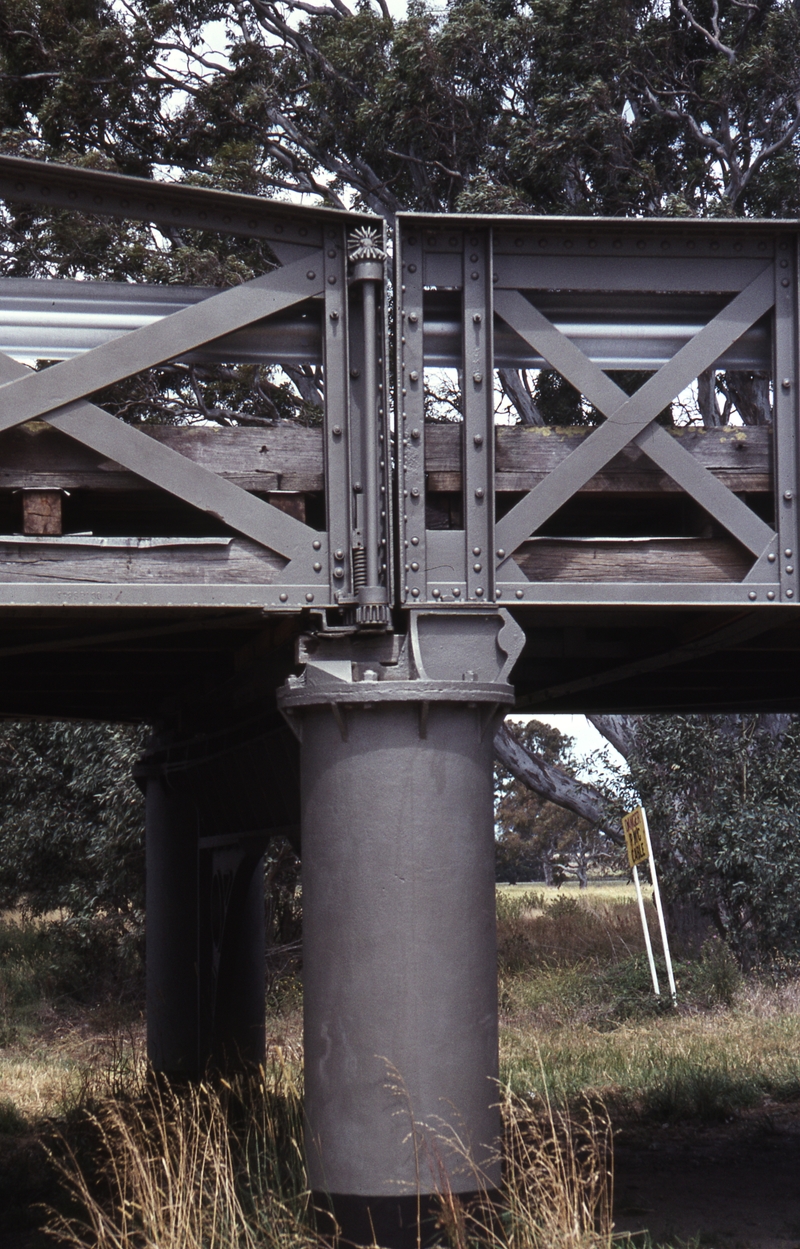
[0,153,375,255]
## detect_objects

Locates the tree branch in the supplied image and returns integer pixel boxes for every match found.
[585,715,639,761]
[494,723,623,843]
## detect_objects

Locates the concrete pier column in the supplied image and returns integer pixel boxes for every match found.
[279,610,524,1246]
[144,770,200,1077]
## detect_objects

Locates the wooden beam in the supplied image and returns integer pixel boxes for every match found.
[0,536,284,584]
[513,537,751,583]
[0,420,773,498]
[425,424,772,493]
[0,422,324,493]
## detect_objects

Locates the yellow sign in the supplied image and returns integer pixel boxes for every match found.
[622,806,649,868]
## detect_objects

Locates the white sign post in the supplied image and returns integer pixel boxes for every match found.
[622,805,677,1005]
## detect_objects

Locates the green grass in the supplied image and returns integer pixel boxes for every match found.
[496,886,800,1124]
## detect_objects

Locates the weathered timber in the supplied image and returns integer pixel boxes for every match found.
[0,535,285,583]
[426,424,771,493]
[514,536,752,583]
[0,422,325,493]
[0,422,770,500]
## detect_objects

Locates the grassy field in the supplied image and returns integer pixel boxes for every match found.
[1,889,799,1248]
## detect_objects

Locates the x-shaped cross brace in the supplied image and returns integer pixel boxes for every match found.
[0,253,326,569]
[494,265,776,564]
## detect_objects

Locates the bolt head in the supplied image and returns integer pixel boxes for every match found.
[408,313,419,324]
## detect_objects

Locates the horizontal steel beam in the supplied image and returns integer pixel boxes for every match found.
[0,281,770,372]
[424,292,770,372]
[0,153,374,249]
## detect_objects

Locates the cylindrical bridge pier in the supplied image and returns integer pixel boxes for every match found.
[279,610,523,1246]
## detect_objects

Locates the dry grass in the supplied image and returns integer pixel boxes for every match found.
[45,1063,616,1249]
[47,1056,315,1249]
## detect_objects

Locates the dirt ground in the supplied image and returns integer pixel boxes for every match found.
[613,1100,800,1248]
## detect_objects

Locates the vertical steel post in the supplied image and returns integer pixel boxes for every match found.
[141,743,269,1078]
[348,226,390,626]
[144,766,201,1077]
[279,611,524,1247]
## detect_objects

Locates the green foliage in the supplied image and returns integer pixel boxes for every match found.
[626,716,800,967]
[0,721,146,924]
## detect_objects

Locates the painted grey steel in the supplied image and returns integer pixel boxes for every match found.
[424,291,770,372]
[0,152,374,243]
[772,239,800,602]
[462,230,495,604]
[492,269,775,556]
[396,228,427,608]
[145,767,201,1077]
[298,700,500,1198]
[396,212,798,611]
[279,612,524,1226]
[0,256,325,432]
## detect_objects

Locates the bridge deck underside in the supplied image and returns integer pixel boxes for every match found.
[0,605,795,721]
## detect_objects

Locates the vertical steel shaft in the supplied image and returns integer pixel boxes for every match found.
[361,278,380,592]
[145,772,200,1077]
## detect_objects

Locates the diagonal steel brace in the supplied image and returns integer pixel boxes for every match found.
[494,267,776,558]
